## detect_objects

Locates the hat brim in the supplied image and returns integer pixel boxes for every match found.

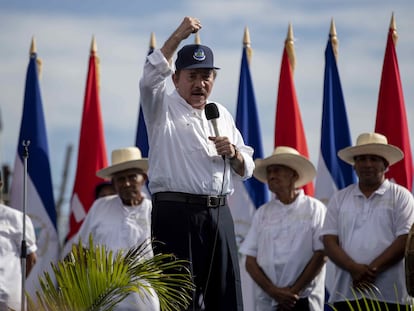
[338,144,404,166]
[179,64,220,70]
[253,153,316,188]
[96,159,148,179]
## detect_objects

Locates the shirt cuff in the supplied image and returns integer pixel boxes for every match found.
[148,49,174,74]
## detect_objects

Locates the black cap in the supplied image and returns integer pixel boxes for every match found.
[175,44,220,70]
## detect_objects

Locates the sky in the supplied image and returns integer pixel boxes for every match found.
[1,0,413,239]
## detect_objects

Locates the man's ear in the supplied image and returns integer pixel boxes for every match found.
[141,173,148,183]
[110,177,119,191]
[294,172,299,182]
[293,172,299,182]
[172,72,179,87]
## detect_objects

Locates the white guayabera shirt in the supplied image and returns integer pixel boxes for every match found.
[76,195,159,311]
[240,190,326,311]
[322,180,414,305]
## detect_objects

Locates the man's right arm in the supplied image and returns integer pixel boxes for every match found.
[245,255,299,308]
[323,234,376,288]
[160,16,202,62]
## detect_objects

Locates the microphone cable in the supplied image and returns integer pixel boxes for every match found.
[199,155,227,309]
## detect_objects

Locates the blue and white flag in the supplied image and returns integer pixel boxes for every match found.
[10,46,59,298]
[235,45,269,208]
[228,43,269,311]
[229,45,269,245]
[314,35,355,205]
[314,29,356,310]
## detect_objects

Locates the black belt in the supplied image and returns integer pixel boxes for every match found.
[153,192,226,208]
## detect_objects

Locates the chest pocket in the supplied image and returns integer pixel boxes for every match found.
[168,115,207,154]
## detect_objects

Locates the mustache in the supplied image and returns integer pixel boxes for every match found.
[192,88,207,96]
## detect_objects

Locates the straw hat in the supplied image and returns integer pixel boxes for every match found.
[96,147,148,178]
[338,132,403,166]
[253,146,316,188]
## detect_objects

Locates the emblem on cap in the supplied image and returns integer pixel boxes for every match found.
[193,48,206,62]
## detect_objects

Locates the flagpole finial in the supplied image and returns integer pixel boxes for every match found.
[286,23,294,43]
[390,12,398,46]
[149,32,156,49]
[329,18,337,37]
[330,18,339,60]
[194,32,201,44]
[30,37,42,77]
[30,37,36,55]
[89,36,100,89]
[285,23,296,73]
[90,35,98,54]
[243,27,251,47]
[390,12,396,31]
[243,27,253,64]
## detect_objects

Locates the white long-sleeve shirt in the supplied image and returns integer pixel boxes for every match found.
[139,48,254,195]
[0,204,37,310]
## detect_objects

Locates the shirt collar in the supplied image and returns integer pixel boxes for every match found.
[353,179,390,197]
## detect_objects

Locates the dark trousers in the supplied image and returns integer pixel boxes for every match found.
[151,199,243,311]
[333,299,406,311]
[275,297,310,311]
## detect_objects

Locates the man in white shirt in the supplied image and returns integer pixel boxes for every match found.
[139,16,254,311]
[75,147,159,311]
[322,133,414,310]
[0,177,37,311]
[240,146,326,311]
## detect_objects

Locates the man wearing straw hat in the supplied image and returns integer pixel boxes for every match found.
[75,146,159,310]
[322,133,414,310]
[240,146,326,311]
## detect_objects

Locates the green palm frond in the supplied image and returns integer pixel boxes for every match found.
[28,235,194,311]
[124,240,195,311]
[328,284,413,311]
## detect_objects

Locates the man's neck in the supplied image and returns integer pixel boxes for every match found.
[358,179,384,198]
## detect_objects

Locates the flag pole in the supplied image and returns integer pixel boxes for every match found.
[0,107,3,195]
[20,140,30,311]
[20,37,36,310]
[56,144,73,253]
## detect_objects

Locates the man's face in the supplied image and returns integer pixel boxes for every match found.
[353,154,387,186]
[266,164,298,193]
[112,168,146,205]
[173,68,215,108]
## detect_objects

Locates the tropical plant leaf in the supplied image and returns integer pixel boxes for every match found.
[327,284,413,311]
[28,235,194,311]
[123,240,194,311]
